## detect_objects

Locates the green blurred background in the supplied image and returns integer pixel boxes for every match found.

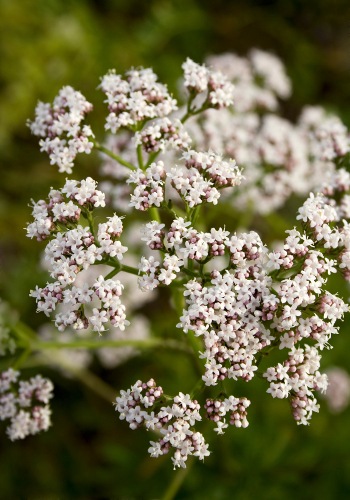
[1,0,350,498]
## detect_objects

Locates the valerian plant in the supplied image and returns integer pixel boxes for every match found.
[2,50,350,471]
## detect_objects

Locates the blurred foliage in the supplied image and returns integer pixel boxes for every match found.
[1,0,350,498]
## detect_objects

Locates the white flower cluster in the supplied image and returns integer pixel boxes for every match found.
[168,149,243,208]
[178,179,350,422]
[135,118,192,153]
[27,178,128,333]
[206,49,291,112]
[204,396,250,434]
[168,166,220,207]
[179,237,273,386]
[138,218,233,291]
[127,161,166,210]
[182,149,244,187]
[99,68,178,133]
[97,215,127,258]
[115,379,210,469]
[26,177,105,241]
[30,263,128,335]
[140,220,165,250]
[186,51,349,215]
[97,62,238,215]
[90,276,129,333]
[126,146,243,216]
[297,172,350,271]
[182,58,235,109]
[24,54,350,465]
[139,222,171,289]
[28,86,94,173]
[0,369,53,441]
[300,106,350,162]
[36,260,153,372]
[136,168,350,425]
[138,254,184,290]
[264,346,327,425]
[189,112,311,214]
[115,378,164,429]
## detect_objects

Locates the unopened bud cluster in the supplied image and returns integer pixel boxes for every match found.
[204,396,250,434]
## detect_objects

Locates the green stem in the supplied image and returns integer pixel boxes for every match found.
[190,377,205,398]
[180,93,197,124]
[146,151,160,168]
[237,200,254,230]
[255,339,279,368]
[149,206,161,223]
[180,111,192,124]
[171,287,185,317]
[101,258,139,277]
[185,331,204,377]
[160,201,186,219]
[12,321,37,346]
[182,266,197,277]
[161,456,195,500]
[34,352,116,402]
[94,141,136,171]
[31,338,191,353]
[137,144,144,170]
[10,322,116,402]
[191,205,201,226]
[105,267,121,280]
[10,321,196,403]
[10,321,195,402]
[120,263,140,276]
[181,102,210,124]
[85,210,95,236]
[70,366,116,402]
[11,321,192,358]
[13,348,32,370]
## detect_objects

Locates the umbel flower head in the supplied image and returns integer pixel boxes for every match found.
[22,51,350,469]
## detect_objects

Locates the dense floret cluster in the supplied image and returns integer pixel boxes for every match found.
[135,118,191,153]
[28,86,94,174]
[27,178,128,333]
[182,57,235,110]
[204,396,250,434]
[115,379,209,469]
[99,68,178,133]
[5,50,349,468]
[0,369,53,441]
